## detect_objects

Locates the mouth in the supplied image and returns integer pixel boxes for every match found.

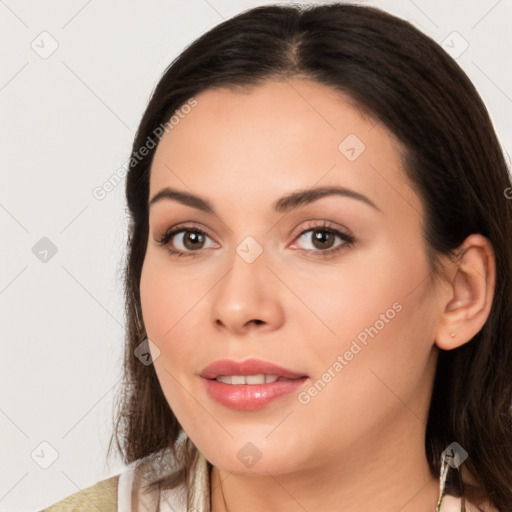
[213,374,300,385]
[199,358,309,410]
[200,358,308,380]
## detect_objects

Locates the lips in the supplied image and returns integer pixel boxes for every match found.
[199,358,307,380]
[199,358,309,411]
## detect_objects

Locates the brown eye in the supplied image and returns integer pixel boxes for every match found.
[156,226,217,255]
[292,224,355,256]
[182,230,206,250]
[310,230,336,250]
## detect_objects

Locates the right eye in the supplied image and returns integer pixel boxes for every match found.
[155,225,218,257]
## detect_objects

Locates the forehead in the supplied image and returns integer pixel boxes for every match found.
[148,79,421,218]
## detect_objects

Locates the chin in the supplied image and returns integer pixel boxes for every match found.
[192,434,308,476]
[210,454,294,476]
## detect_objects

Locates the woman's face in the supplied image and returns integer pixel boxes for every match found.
[140,79,448,475]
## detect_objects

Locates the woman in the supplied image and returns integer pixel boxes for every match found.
[41,3,512,511]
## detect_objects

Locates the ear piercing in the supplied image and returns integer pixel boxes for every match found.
[449,301,461,338]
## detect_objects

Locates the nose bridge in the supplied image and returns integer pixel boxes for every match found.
[210,235,283,332]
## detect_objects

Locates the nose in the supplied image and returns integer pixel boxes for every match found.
[210,247,285,335]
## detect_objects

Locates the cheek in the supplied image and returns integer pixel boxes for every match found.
[139,254,214,390]
[290,245,425,348]
[301,245,436,418]
[139,259,200,412]
[295,238,436,384]
[140,254,203,343]
[140,260,172,341]
[331,232,431,334]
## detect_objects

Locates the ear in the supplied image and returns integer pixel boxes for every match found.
[435,234,496,350]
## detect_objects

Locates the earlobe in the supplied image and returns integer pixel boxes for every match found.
[435,234,496,351]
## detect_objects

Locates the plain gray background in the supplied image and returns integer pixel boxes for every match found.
[1,1,511,510]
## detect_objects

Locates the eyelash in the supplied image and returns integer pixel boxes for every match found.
[154,221,355,259]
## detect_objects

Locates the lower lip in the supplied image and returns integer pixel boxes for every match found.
[202,377,308,411]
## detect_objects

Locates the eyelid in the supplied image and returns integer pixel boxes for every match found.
[156,221,211,237]
[288,220,354,246]
[154,222,218,247]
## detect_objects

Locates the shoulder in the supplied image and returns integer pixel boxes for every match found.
[38,474,120,512]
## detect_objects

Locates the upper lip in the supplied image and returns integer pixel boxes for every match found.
[199,358,308,380]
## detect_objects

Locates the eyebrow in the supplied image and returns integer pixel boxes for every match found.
[149,185,381,214]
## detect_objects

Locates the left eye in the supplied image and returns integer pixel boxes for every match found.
[293,227,353,252]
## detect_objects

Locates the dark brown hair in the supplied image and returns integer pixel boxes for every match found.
[108,3,512,509]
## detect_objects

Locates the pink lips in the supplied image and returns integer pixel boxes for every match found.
[199,358,309,411]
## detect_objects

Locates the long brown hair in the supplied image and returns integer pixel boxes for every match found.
[108,4,512,509]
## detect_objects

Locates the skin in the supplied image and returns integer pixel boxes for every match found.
[139,79,495,512]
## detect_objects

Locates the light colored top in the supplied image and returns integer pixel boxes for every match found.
[39,445,497,512]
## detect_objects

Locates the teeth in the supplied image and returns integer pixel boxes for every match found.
[215,374,280,385]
